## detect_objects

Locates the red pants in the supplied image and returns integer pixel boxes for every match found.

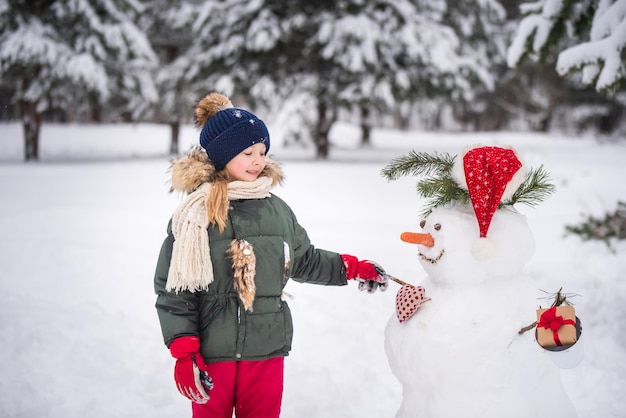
[191,356,284,418]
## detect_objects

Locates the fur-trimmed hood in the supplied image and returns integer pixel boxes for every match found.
[170,146,283,194]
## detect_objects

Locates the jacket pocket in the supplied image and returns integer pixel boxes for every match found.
[199,296,238,359]
[242,296,293,357]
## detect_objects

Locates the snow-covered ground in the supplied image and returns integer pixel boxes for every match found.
[0,122,624,417]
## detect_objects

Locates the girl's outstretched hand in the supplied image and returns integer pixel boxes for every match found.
[341,254,389,293]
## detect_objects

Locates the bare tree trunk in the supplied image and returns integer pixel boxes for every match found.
[315,99,337,159]
[169,121,180,155]
[360,104,371,146]
[22,100,42,161]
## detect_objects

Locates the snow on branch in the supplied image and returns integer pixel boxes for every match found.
[507,0,565,67]
[508,0,626,93]
[556,0,626,92]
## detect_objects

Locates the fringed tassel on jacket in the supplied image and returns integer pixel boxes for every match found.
[228,239,257,312]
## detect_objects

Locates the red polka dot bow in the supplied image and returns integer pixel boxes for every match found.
[396,285,430,323]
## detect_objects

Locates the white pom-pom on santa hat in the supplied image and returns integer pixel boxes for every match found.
[452,145,525,260]
[471,237,497,260]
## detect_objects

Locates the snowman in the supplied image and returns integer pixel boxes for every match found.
[383,146,578,418]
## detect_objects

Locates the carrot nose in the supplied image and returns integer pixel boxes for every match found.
[400,232,435,247]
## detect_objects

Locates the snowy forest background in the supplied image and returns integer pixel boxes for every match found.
[1,1,626,417]
[1,0,626,162]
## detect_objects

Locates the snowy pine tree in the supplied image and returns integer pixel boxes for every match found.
[566,201,626,249]
[140,0,201,155]
[508,0,626,95]
[181,0,508,158]
[0,0,157,161]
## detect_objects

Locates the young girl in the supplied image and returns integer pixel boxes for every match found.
[154,92,388,418]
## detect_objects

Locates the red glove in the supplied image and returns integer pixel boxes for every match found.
[169,336,213,404]
[341,254,389,293]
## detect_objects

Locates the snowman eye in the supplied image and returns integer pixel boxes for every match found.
[434,223,441,231]
[420,220,426,228]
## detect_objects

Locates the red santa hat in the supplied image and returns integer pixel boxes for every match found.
[452,146,526,260]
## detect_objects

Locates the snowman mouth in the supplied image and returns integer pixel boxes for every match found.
[418,248,445,264]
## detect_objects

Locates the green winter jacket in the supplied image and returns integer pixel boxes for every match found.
[154,148,347,362]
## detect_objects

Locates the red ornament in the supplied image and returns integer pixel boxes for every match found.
[396,285,430,323]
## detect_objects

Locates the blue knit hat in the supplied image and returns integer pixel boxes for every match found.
[196,93,270,171]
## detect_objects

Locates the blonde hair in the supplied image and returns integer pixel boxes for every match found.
[206,171,232,233]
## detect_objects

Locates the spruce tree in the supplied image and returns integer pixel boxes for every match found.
[508,0,626,94]
[0,0,157,161]
[566,201,626,249]
[183,0,509,158]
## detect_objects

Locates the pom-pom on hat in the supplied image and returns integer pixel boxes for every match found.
[452,146,525,260]
[195,92,270,171]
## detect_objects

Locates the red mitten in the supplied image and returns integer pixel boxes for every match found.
[169,336,213,404]
[341,254,389,292]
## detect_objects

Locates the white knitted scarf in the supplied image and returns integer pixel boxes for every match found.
[166,176,274,293]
